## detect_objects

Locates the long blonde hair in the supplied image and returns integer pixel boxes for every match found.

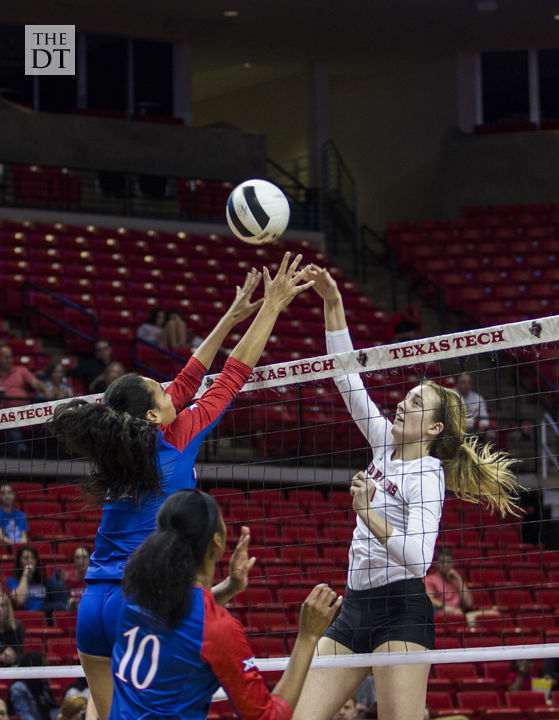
[423,380,520,517]
[57,695,87,720]
[0,590,16,631]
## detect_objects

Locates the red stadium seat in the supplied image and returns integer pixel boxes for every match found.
[435,663,478,681]
[528,709,559,720]
[426,692,455,716]
[506,692,549,710]
[457,690,501,711]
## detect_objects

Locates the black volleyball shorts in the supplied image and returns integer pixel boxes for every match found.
[324,578,435,653]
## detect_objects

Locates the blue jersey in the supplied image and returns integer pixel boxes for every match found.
[86,357,251,582]
[0,509,28,544]
[110,587,291,720]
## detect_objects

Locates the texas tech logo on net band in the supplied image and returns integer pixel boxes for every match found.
[25,25,76,75]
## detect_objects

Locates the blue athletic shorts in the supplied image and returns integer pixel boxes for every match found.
[76,581,123,658]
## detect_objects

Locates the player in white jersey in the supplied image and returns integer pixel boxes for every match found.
[293,266,520,720]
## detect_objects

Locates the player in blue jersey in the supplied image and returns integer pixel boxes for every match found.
[111,489,342,720]
[50,254,315,720]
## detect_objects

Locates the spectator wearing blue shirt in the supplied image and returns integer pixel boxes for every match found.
[8,652,59,720]
[0,483,28,545]
[6,546,68,618]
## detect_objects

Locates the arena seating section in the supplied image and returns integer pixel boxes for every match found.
[386,202,559,390]
[0,216,406,459]
[1,481,556,718]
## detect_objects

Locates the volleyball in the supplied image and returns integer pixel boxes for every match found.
[226,179,290,245]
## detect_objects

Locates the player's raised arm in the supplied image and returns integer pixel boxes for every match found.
[193,267,264,370]
[228,251,314,368]
[166,268,263,410]
[303,264,392,452]
[164,251,314,452]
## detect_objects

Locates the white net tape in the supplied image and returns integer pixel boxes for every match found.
[0,314,554,430]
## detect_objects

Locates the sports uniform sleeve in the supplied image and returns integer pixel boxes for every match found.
[163,357,251,452]
[202,611,292,720]
[326,328,393,454]
[384,466,444,578]
[165,356,208,411]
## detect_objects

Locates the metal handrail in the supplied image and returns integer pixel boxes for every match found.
[21,282,98,344]
[541,412,559,481]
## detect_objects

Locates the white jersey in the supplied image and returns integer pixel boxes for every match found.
[326,328,445,591]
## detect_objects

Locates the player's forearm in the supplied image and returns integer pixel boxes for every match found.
[228,300,281,368]
[355,507,393,546]
[211,578,239,606]
[272,633,318,710]
[193,315,236,370]
[323,292,346,332]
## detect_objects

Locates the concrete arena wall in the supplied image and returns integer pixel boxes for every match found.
[0,106,267,180]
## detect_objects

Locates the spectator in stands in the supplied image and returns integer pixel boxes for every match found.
[544,657,559,688]
[136,307,168,345]
[89,361,126,394]
[67,339,114,391]
[39,359,73,400]
[0,342,49,404]
[57,695,87,720]
[0,341,49,456]
[457,373,497,444]
[0,699,8,720]
[425,548,473,616]
[506,659,537,691]
[392,303,423,341]
[163,309,203,350]
[333,696,359,720]
[62,678,89,701]
[65,546,90,611]
[136,308,203,351]
[0,481,29,545]
[354,676,377,718]
[0,589,24,666]
[8,651,59,720]
[6,546,68,619]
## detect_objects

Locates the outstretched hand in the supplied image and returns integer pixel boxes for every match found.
[263,252,315,311]
[302,264,340,302]
[299,583,343,640]
[226,268,264,325]
[227,525,256,596]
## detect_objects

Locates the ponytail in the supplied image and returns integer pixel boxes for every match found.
[424,380,520,517]
[123,490,221,627]
[49,373,160,501]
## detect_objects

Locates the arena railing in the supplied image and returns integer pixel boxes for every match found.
[0,160,321,230]
[21,281,98,346]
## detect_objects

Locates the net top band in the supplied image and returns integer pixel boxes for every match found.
[0,315,556,430]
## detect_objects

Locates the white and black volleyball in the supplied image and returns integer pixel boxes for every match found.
[226,179,290,245]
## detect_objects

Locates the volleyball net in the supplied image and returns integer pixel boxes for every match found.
[1,315,559,704]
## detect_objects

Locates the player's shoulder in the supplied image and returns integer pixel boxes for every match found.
[202,589,240,633]
[201,590,248,655]
[403,456,444,492]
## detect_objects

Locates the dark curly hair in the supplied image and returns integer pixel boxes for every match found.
[48,374,160,501]
[123,490,222,627]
